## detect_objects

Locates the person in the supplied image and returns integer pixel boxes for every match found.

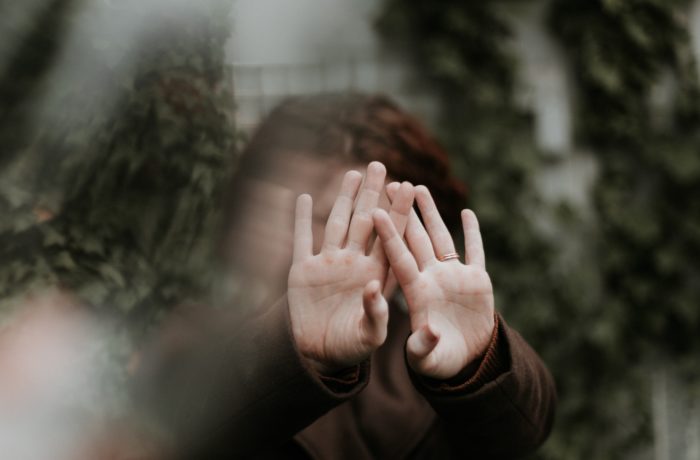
[133,94,557,459]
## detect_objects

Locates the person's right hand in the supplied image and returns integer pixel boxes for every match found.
[288,162,414,374]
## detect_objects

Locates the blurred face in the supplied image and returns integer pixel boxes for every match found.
[225,151,391,291]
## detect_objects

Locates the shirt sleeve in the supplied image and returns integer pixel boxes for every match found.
[407,314,557,459]
[132,296,370,459]
[416,313,506,394]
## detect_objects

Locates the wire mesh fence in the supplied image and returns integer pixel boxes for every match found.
[231,53,439,132]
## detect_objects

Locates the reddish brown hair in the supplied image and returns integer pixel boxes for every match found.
[233,93,467,229]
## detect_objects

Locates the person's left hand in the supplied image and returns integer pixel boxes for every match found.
[374,185,495,380]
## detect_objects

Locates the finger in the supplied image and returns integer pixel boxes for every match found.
[462,209,486,269]
[406,209,437,270]
[293,194,314,262]
[372,209,420,286]
[347,162,386,252]
[371,181,414,261]
[415,185,457,260]
[384,181,415,236]
[385,183,435,270]
[369,181,402,262]
[406,324,440,373]
[360,280,388,348]
[323,170,363,250]
[385,181,401,196]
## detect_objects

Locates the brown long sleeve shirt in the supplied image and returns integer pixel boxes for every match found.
[135,297,556,459]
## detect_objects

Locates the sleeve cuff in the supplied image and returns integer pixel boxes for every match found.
[317,362,368,394]
[412,313,509,394]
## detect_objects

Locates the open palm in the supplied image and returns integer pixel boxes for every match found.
[375,185,495,379]
[288,163,414,374]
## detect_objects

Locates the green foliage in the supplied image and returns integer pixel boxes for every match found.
[550,0,700,371]
[378,0,700,458]
[550,0,700,357]
[0,0,236,337]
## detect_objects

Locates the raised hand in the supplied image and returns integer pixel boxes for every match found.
[374,185,495,380]
[288,162,415,374]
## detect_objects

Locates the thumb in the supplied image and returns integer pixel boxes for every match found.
[360,280,389,348]
[406,324,440,374]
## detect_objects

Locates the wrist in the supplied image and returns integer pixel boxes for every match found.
[443,312,498,380]
[415,314,505,392]
[468,313,496,364]
[407,313,496,380]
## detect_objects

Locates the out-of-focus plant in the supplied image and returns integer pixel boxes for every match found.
[549,0,700,404]
[550,0,700,364]
[378,0,700,458]
[545,1,700,456]
[0,0,236,339]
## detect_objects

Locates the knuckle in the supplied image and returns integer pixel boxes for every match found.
[351,212,372,228]
[327,216,346,230]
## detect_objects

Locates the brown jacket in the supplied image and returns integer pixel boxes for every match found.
[136,298,556,459]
